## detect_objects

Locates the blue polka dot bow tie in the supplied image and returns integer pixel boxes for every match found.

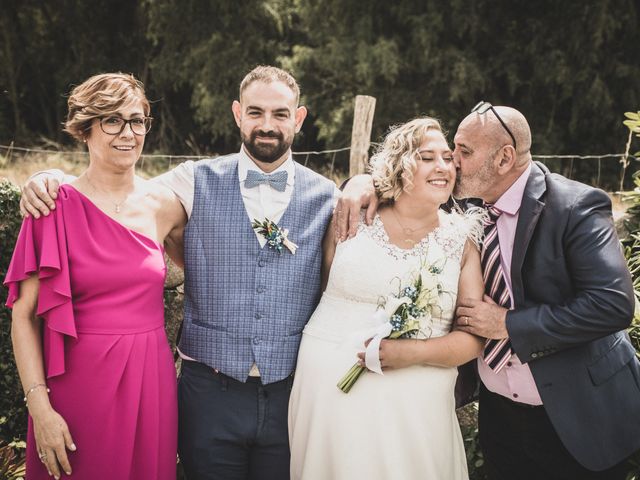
[245,169,288,192]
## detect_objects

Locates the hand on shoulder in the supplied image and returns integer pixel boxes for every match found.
[20,169,67,218]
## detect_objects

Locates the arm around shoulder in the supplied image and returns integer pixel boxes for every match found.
[154,185,187,268]
[152,161,195,217]
[320,214,339,292]
[20,169,72,218]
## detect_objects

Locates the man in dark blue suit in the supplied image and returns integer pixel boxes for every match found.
[451,104,640,479]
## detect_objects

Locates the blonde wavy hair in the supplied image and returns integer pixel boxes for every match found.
[63,72,150,142]
[370,117,444,203]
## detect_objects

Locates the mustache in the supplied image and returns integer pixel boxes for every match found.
[252,130,282,139]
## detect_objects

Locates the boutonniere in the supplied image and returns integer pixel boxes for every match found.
[251,218,298,255]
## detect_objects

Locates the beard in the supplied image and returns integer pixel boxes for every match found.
[453,162,494,200]
[242,129,293,164]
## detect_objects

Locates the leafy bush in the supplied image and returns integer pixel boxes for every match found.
[0,179,27,444]
[0,439,26,480]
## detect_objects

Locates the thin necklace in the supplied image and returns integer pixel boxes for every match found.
[390,206,436,245]
[83,172,129,213]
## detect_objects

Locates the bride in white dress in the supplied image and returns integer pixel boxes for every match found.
[288,117,485,480]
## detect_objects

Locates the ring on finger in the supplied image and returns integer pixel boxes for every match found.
[464,316,469,326]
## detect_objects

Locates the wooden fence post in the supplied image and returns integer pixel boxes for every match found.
[349,95,376,176]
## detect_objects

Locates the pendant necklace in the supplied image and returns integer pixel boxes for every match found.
[84,172,129,213]
[390,206,435,246]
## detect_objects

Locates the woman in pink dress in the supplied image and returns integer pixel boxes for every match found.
[4,73,186,479]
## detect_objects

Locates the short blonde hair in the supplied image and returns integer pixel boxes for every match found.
[64,72,150,142]
[370,117,444,203]
[239,65,300,105]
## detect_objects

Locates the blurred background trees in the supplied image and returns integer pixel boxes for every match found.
[0,0,639,187]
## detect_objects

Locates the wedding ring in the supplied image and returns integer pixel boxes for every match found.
[38,451,47,461]
[464,316,469,326]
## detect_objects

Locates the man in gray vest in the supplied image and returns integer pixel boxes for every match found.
[165,66,337,479]
[20,66,338,480]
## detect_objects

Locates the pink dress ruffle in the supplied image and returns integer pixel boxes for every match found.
[5,193,77,378]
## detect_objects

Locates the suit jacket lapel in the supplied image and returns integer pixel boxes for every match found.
[511,162,547,306]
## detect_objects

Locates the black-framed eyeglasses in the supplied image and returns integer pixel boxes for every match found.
[99,116,153,136]
[471,101,517,151]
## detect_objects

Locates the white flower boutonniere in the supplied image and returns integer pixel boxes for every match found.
[252,218,298,255]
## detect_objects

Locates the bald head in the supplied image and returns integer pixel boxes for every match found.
[453,105,533,202]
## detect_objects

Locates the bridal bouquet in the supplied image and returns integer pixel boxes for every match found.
[337,262,444,393]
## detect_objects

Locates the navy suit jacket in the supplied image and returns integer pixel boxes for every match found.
[505,162,640,471]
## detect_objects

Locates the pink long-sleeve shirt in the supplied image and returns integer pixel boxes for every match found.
[477,163,543,405]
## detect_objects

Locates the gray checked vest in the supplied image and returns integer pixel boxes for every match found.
[179,154,336,384]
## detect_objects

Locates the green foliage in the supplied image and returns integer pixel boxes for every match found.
[288,0,639,169]
[1,0,639,188]
[0,433,26,480]
[621,110,640,475]
[0,180,27,444]
[0,0,149,145]
[144,0,296,152]
[624,111,640,158]
[622,108,640,242]
[459,402,487,480]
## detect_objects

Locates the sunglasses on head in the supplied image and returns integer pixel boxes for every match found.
[471,101,517,151]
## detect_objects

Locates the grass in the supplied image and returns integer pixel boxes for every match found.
[0,149,192,185]
[0,148,349,188]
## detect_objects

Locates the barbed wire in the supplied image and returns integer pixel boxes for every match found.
[0,143,632,162]
[3,143,638,188]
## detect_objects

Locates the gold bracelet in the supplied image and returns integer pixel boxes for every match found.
[23,383,50,403]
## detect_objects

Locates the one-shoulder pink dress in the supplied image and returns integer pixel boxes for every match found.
[4,185,177,480]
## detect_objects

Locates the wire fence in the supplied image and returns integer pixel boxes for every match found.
[0,143,637,192]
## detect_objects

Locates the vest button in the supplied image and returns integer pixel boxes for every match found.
[256,286,266,293]
[258,260,265,267]
[255,313,262,319]
[253,337,260,345]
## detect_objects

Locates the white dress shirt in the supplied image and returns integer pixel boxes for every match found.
[155,146,296,246]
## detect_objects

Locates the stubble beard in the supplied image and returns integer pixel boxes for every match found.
[453,161,495,200]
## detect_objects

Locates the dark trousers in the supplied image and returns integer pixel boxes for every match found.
[479,384,629,480]
[178,360,292,480]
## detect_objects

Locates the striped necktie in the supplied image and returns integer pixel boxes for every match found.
[481,205,513,372]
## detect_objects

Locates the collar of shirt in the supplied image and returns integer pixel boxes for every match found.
[237,145,296,187]
[493,163,532,215]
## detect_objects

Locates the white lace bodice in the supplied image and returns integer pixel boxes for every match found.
[308,209,484,339]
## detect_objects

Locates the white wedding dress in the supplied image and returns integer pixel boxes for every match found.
[289,209,482,480]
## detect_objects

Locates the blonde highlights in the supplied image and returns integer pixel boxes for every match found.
[63,72,150,142]
[369,117,444,203]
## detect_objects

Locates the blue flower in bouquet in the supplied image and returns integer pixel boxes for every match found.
[337,257,447,393]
